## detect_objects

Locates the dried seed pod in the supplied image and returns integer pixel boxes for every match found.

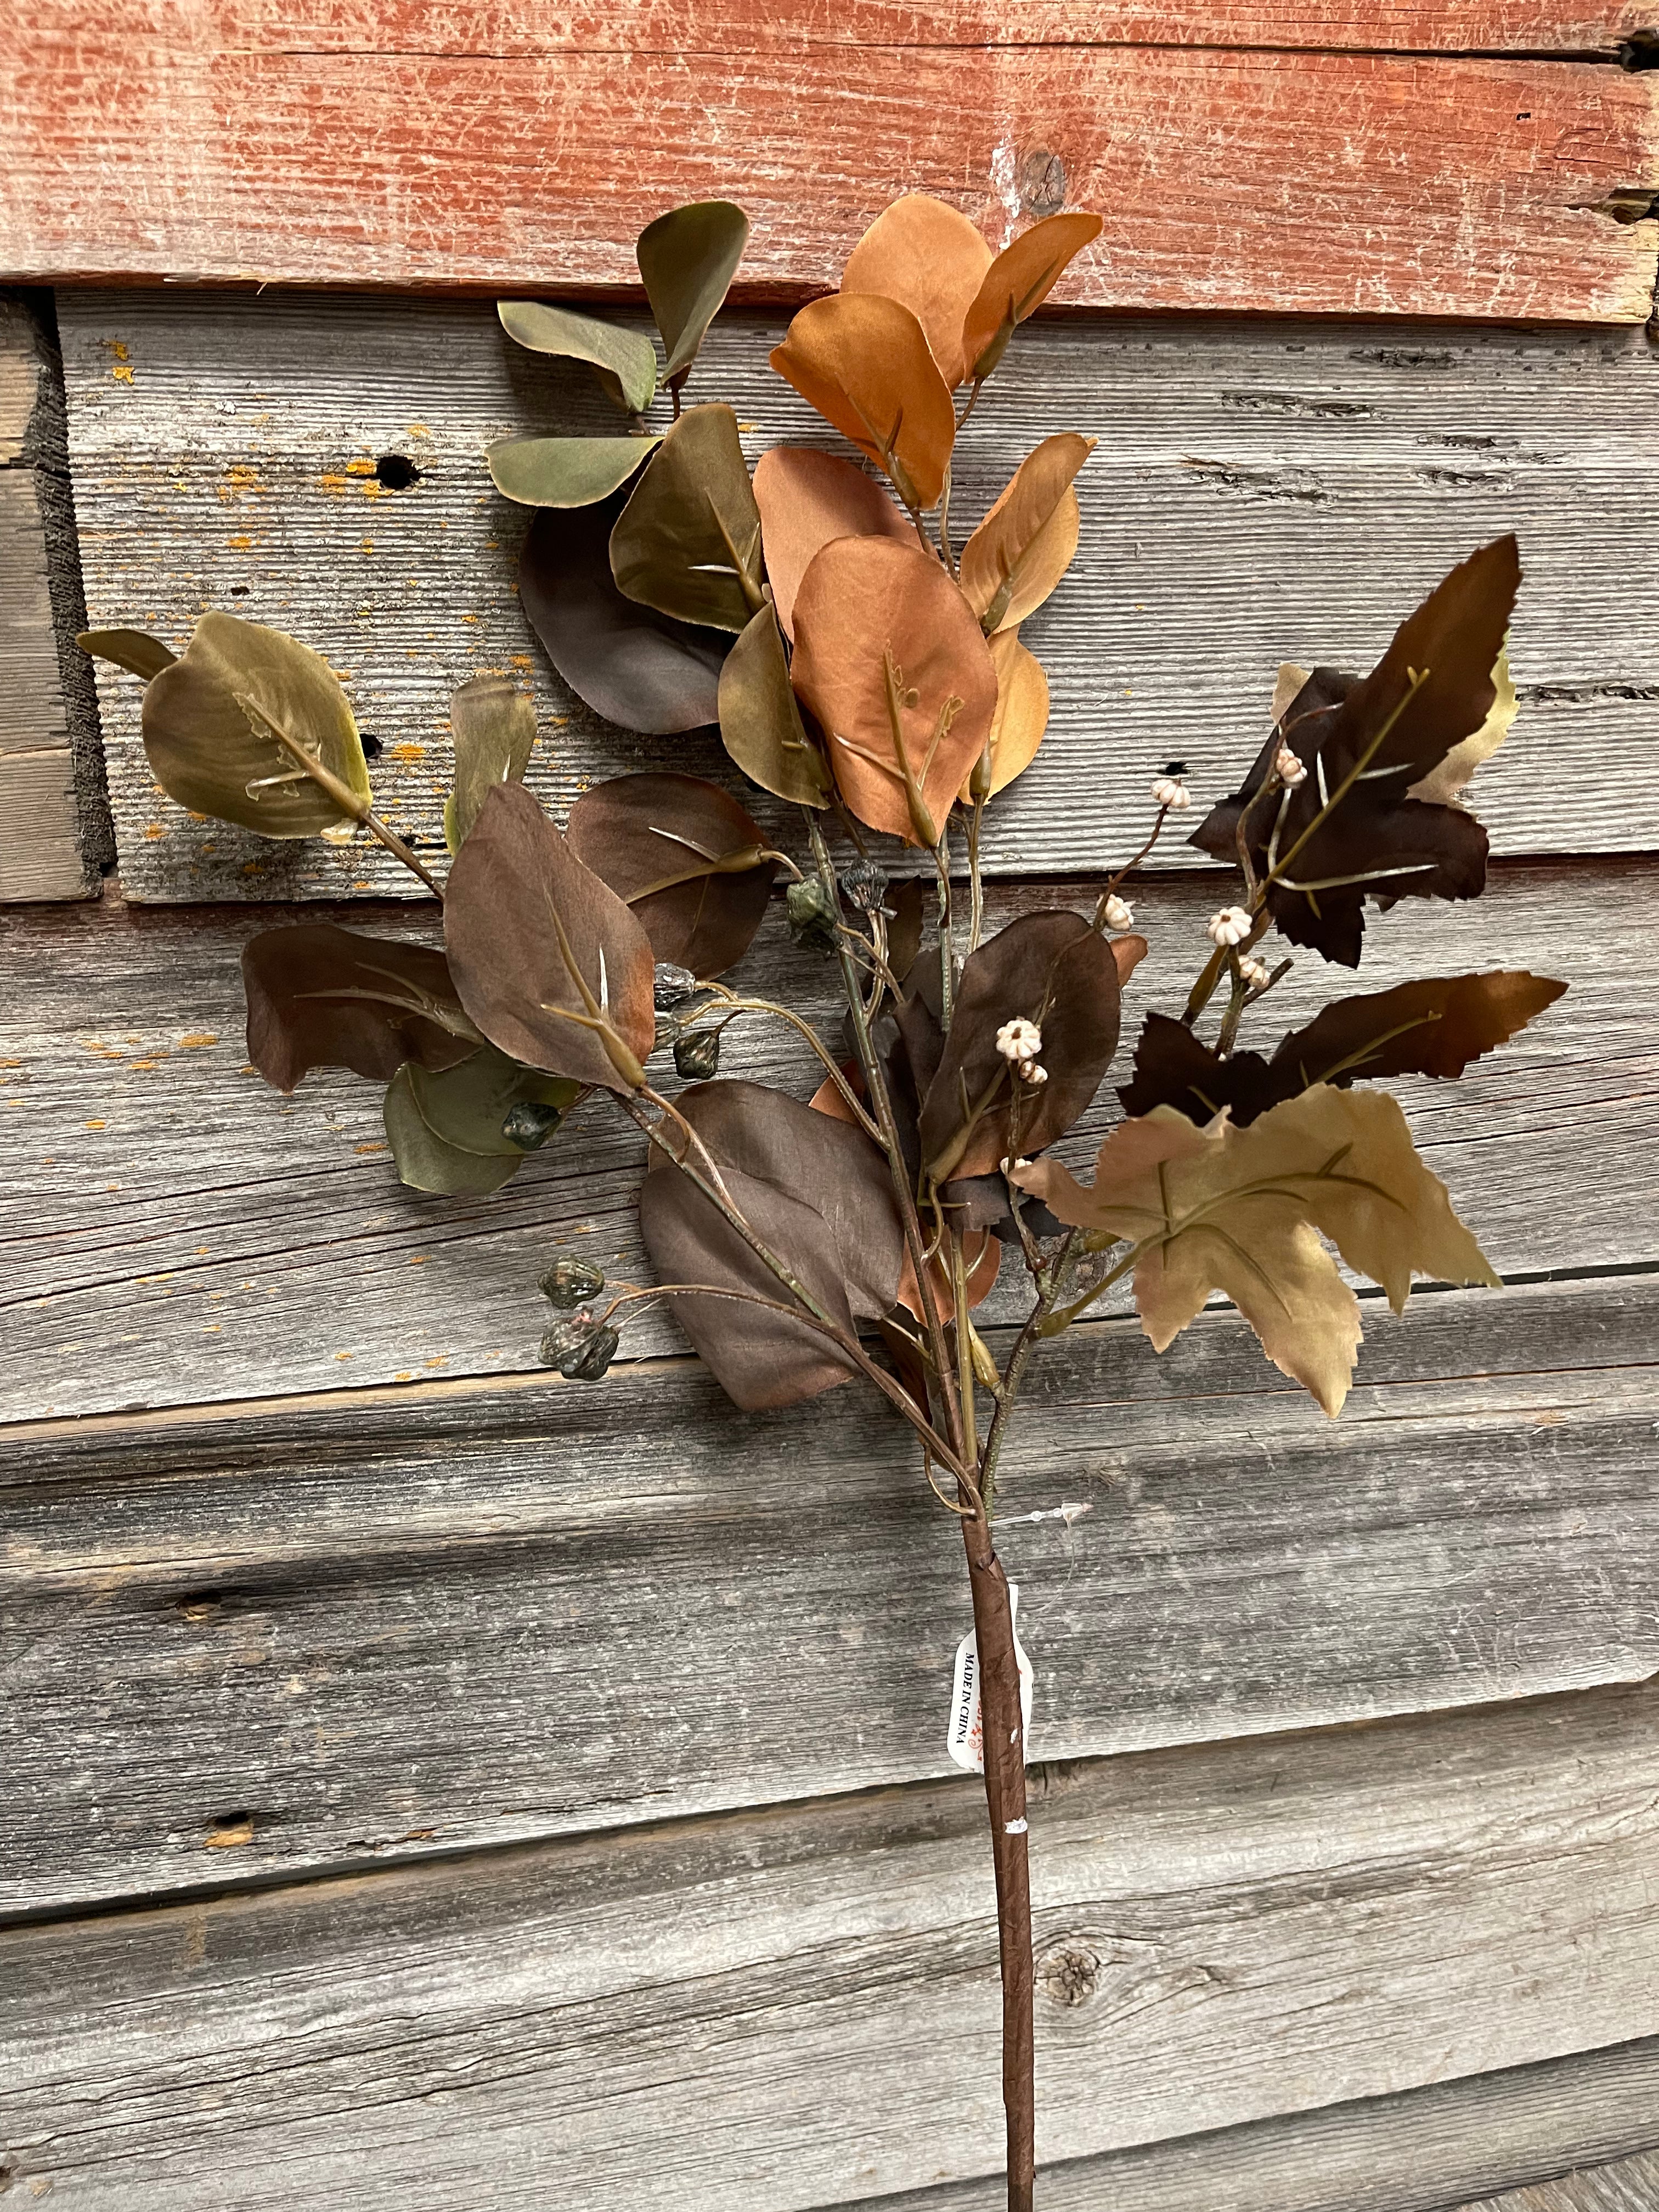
[674,1029,722,1080]
[502,1100,566,1150]
[539,1256,607,1309]
[839,856,888,911]
[653,962,701,1011]
[786,877,839,951]
[539,1310,622,1380]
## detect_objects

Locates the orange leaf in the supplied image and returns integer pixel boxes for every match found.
[791,536,996,848]
[960,433,1094,633]
[961,213,1104,385]
[769,294,957,511]
[961,630,1049,802]
[752,445,916,642]
[839,193,994,390]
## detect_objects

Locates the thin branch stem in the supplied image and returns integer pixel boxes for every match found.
[239,696,445,898]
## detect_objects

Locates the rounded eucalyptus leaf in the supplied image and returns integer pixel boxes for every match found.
[518,496,728,735]
[142,612,370,837]
[609,404,764,633]
[407,1042,580,1159]
[488,435,661,510]
[496,300,659,414]
[383,1062,525,1197]
[78,628,177,682]
[636,200,751,384]
[444,674,538,852]
[718,604,828,807]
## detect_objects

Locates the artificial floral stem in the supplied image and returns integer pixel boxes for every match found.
[967,796,988,954]
[705,987,884,1143]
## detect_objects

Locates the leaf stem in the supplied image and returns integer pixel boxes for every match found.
[238,696,446,900]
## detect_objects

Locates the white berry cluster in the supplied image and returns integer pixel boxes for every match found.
[1102,892,1134,930]
[1238,954,1273,990]
[1274,744,1308,787]
[995,1017,1049,1085]
[1207,906,1252,949]
[1150,774,1190,811]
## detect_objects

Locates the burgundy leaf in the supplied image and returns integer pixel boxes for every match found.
[242,924,478,1093]
[566,770,777,978]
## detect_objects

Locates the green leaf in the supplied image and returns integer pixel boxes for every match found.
[140,612,370,837]
[635,200,750,385]
[717,604,828,806]
[609,404,764,633]
[77,628,176,682]
[444,674,538,852]
[496,300,658,414]
[383,1064,520,1195]
[488,435,661,509]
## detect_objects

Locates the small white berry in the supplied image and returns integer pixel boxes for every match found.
[1275,744,1307,787]
[1103,893,1134,930]
[1238,955,1273,990]
[1017,1062,1049,1087]
[1151,775,1191,811]
[995,1017,1043,1064]
[1207,905,1252,949]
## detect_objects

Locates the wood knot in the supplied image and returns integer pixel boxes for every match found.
[1018,149,1067,217]
[1036,1939,1101,2006]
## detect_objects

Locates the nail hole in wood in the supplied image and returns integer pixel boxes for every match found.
[375,453,421,489]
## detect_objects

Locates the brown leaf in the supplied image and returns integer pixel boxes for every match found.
[444,782,656,1092]
[609,403,765,634]
[887,877,927,982]
[242,924,478,1093]
[917,911,1122,1183]
[751,445,916,642]
[566,770,777,979]
[638,1079,906,1409]
[959,434,1094,633]
[838,193,994,389]
[769,295,957,511]
[960,213,1104,385]
[716,603,831,807]
[790,537,996,846]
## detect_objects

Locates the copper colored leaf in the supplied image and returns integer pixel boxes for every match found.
[751,445,916,642]
[965,630,1049,800]
[242,924,479,1093]
[961,213,1104,385]
[444,674,538,852]
[140,612,370,837]
[566,770,777,978]
[959,434,1094,633]
[636,200,750,384]
[638,1079,906,1410]
[443,781,656,1092]
[495,300,659,415]
[918,911,1122,1183]
[839,193,994,389]
[610,404,764,633]
[717,603,831,807]
[488,435,659,509]
[769,294,957,511]
[518,496,727,736]
[1191,536,1522,966]
[790,536,996,847]
[1019,1087,1498,1414]
[78,628,176,682]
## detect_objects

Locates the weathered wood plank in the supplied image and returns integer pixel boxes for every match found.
[1460,2152,1659,2210]
[7,1681,1659,2207]
[57,295,1659,900]
[1,861,1647,1422]
[0,292,109,899]
[5,1270,1656,1912]
[845,2036,1659,2211]
[8,25,1656,315]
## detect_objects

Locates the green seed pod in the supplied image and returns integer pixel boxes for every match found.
[539,1312,620,1381]
[653,962,700,1012]
[502,1100,565,1150]
[539,1256,606,1309]
[674,1029,721,1081]
[839,856,888,912]
[786,876,838,951]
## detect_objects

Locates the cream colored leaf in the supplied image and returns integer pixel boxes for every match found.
[1272,660,1311,727]
[1408,645,1516,805]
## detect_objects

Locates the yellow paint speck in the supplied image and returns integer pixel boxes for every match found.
[345,458,377,475]
[227,535,253,550]
[360,537,374,554]
[391,741,426,762]
[84,1119,105,1130]
[179,1033,218,1048]
[354,1141,387,1155]
[335,1351,354,1362]
[409,1255,428,1266]
[112,362,134,384]
[144,822,165,840]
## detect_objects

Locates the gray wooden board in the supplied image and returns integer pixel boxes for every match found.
[1461,2152,1659,2209]
[843,2036,1659,2212]
[54,291,1659,901]
[2,860,1651,1424]
[8,1680,1659,2209]
[6,1269,1657,1913]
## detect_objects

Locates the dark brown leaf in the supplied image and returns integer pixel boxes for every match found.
[917,911,1122,1183]
[610,404,765,633]
[1115,1011,1285,1127]
[518,495,729,735]
[242,924,479,1093]
[638,1079,905,1410]
[566,770,777,978]
[443,782,657,1092]
[886,877,927,982]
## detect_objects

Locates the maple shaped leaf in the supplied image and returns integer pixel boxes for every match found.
[1192,537,1521,966]
[1016,1086,1499,1414]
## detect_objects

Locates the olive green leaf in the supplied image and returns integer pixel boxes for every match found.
[496,300,659,415]
[488,435,661,509]
[609,404,765,633]
[636,200,751,387]
[139,612,371,837]
[384,1043,582,1195]
[444,674,538,852]
[566,770,777,978]
[718,603,830,806]
[78,628,177,682]
[242,924,481,1092]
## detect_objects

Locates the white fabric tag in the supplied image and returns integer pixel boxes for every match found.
[946,1583,1034,1774]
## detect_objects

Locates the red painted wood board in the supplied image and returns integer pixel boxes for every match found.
[4,15,1656,318]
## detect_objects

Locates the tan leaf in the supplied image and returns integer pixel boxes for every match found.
[960,433,1094,633]
[769,294,957,511]
[839,193,994,389]
[752,445,916,642]
[961,630,1049,801]
[790,536,997,847]
[961,213,1104,385]
[1017,1086,1497,1415]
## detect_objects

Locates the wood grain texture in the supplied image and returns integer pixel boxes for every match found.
[7,1268,1657,1911]
[1,860,1646,1421]
[8,20,1656,314]
[55,294,1659,900]
[845,2037,1659,2211]
[8,1681,1659,2207]
[1461,2153,1659,2209]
